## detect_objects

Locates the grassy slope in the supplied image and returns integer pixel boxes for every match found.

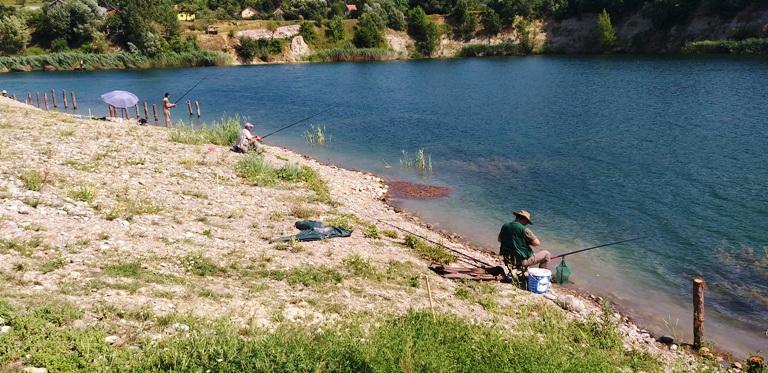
[0,101,714,372]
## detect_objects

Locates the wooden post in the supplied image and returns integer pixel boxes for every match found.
[35,93,40,108]
[425,276,435,317]
[26,93,32,105]
[693,278,705,349]
[152,104,158,124]
[748,355,765,373]
[134,105,140,119]
[143,102,149,120]
[71,91,77,111]
[187,100,193,116]
[195,100,201,117]
[51,89,57,108]
[43,93,48,110]
[62,90,68,109]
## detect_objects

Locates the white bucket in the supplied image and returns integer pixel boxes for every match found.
[527,268,551,294]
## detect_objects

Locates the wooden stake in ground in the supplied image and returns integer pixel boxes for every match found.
[51,89,57,108]
[187,100,193,116]
[71,91,78,111]
[36,93,40,108]
[195,100,201,117]
[43,93,49,110]
[26,93,31,105]
[134,105,140,119]
[143,102,149,120]
[426,276,435,317]
[693,277,705,349]
[62,90,68,110]
[152,104,158,124]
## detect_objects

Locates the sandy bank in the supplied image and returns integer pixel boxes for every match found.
[0,96,722,371]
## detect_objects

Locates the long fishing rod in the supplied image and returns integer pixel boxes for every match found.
[261,106,335,139]
[550,237,644,260]
[174,72,214,104]
[373,218,494,268]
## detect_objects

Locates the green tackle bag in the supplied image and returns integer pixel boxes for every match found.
[554,258,572,284]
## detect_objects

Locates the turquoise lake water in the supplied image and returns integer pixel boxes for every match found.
[2,56,767,356]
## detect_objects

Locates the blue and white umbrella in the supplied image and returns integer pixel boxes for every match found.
[100,90,139,108]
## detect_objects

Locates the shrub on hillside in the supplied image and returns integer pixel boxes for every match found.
[353,11,386,48]
[0,15,28,55]
[596,9,616,51]
[236,37,284,62]
[407,7,440,56]
[326,15,346,42]
[481,7,502,35]
[451,0,478,40]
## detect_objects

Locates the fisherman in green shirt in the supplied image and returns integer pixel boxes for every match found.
[498,210,550,270]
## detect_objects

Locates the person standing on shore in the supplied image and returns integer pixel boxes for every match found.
[162,92,176,126]
[498,210,550,270]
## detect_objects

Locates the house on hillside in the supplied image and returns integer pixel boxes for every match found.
[177,11,196,21]
[205,25,219,35]
[344,3,357,15]
[241,6,257,19]
[271,7,285,20]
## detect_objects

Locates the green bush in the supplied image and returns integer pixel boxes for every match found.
[326,15,346,42]
[236,37,284,62]
[299,22,317,44]
[407,7,440,57]
[0,51,229,72]
[481,7,502,35]
[596,9,617,51]
[234,154,279,186]
[0,15,29,55]
[353,11,386,48]
[451,0,478,40]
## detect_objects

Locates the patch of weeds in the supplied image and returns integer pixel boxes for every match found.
[299,166,334,205]
[285,266,343,287]
[103,261,142,277]
[97,232,110,240]
[22,223,46,232]
[382,229,399,239]
[235,154,278,186]
[125,306,154,322]
[201,228,213,238]
[22,197,41,208]
[384,260,422,288]
[105,194,162,221]
[179,158,196,170]
[343,254,379,279]
[224,210,243,219]
[276,163,305,182]
[59,129,75,137]
[181,253,224,276]
[63,159,99,172]
[269,211,285,221]
[20,169,48,191]
[455,280,498,311]
[289,204,318,219]
[67,186,96,203]
[13,262,26,271]
[273,238,304,253]
[364,225,380,239]
[0,237,44,256]
[169,115,242,146]
[125,158,145,166]
[182,190,208,199]
[325,213,362,231]
[39,257,66,274]
[403,234,457,264]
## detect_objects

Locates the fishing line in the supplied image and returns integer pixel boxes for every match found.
[174,70,216,104]
[261,106,336,139]
[550,237,644,259]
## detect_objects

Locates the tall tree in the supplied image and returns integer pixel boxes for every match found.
[596,8,616,51]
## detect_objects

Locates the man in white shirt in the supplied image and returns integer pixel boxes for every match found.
[235,122,262,153]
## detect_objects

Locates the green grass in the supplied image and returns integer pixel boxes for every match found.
[39,257,65,274]
[235,157,333,204]
[272,238,304,253]
[403,234,457,264]
[0,51,231,72]
[288,204,318,219]
[0,299,663,372]
[19,170,46,191]
[169,115,242,146]
[181,253,224,276]
[0,237,44,256]
[382,229,399,239]
[235,154,278,186]
[284,266,343,287]
[67,186,96,203]
[309,47,398,62]
[455,280,498,311]
[105,195,162,221]
[682,38,768,54]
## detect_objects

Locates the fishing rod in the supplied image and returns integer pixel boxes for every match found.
[373,218,495,268]
[550,237,644,260]
[174,72,214,104]
[261,106,335,139]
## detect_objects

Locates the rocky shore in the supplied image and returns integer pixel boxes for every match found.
[0,96,726,371]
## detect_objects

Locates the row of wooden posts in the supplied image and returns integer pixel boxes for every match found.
[9,88,203,125]
[17,89,79,112]
[106,100,202,126]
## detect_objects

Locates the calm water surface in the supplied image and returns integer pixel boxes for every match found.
[2,56,767,356]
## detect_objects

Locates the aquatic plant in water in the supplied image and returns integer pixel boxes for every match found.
[304,125,328,145]
[400,149,432,175]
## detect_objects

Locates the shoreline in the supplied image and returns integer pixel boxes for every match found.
[0,96,726,370]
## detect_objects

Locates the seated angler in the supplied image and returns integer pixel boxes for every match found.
[498,210,550,271]
[234,122,263,153]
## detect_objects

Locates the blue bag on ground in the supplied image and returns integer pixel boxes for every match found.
[270,220,352,243]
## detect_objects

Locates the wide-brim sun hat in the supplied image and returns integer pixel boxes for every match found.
[513,210,533,224]
[244,122,254,128]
